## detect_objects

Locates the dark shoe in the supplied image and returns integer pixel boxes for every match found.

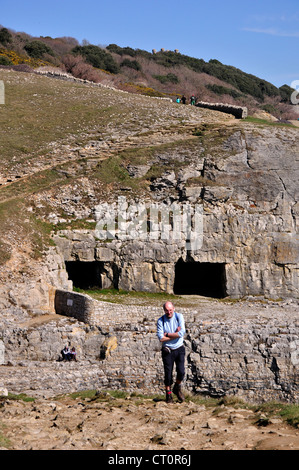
[166,391,173,403]
[173,383,185,402]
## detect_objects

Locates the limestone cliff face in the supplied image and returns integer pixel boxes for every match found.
[54,123,299,300]
[2,70,298,403]
[1,120,298,402]
[2,295,298,402]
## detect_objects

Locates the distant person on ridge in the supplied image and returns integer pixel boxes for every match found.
[157,301,186,403]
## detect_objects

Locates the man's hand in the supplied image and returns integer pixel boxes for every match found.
[162,331,180,341]
[161,325,181,342]
[163,326,180,336]
[160,335,170,343]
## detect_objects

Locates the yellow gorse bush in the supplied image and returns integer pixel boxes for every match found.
[0,48,51,67]
[123,81,177,98]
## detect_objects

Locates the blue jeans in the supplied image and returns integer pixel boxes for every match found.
[162,345,185,387]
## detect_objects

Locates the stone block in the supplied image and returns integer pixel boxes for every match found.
[95,246,115,262]
[273,234,299,265]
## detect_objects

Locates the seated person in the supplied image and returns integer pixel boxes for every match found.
[61,345,70,361]
[69,347,77,362]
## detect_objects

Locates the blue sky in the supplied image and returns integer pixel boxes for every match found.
[1,0,298,87]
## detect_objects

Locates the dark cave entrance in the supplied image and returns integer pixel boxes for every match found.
[65,261,119,290]
[173,259,227,298]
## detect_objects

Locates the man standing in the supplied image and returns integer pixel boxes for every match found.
[157,301,186,403]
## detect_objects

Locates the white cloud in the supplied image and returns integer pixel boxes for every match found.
[242,27,299,37]
[248,13,299,23]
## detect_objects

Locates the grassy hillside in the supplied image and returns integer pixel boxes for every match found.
[0,65,235,268]
[0,25,297,273]
[0,25,296,120]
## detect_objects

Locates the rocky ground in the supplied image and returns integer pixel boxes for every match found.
[0,296,298,451]
[0,390,298,451]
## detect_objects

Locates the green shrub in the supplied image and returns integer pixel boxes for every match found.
[107,44,136,57]
[72,45,120,73]
[24,40,55,59]
[261,103,279,115]
[120,58,142,71]
[0,28,12,46]
[209,59,222,65]
[206,84,243,98]
[0,56,13,65]
[279,84,293,103]
[153,73,179,84]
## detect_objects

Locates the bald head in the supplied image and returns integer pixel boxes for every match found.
[163,301,174,318]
